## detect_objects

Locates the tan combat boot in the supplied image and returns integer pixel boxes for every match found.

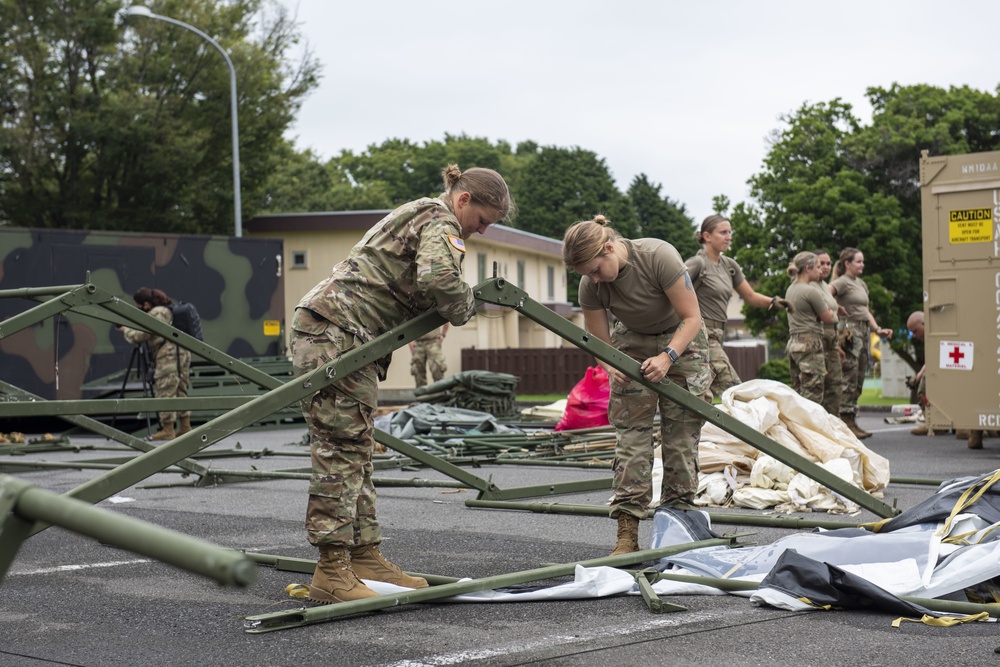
[968,431,984,450]
[609,514,640,557]
[841,414,871,439]
[177,415,192,435]
[955,430,970,440]
[350,544,428,588]
[150,424,175,441]
[309,546,379,604]
[910,424,928,436]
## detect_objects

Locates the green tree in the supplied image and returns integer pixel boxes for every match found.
[730,100,911,345]
[0,0,319,234]
[847,84,1000,221]
[627,173,697,259]
[512,145,636,241]
[331,134,510,211]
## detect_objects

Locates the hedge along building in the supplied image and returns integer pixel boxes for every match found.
[0,228,285,401]
[245,211,579,397]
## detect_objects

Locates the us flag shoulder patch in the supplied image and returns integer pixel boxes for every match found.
[448,236,466,252]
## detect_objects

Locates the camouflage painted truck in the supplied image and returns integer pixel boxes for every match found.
[0,228,286,411]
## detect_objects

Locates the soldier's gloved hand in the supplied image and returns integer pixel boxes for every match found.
[770,296,793,313]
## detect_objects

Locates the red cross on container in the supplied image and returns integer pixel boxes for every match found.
[948,346,964,364]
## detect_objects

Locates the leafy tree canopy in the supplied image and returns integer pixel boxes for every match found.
[728,83,1000,371]
[0,0,320,234]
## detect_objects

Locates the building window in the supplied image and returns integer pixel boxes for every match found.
[291,250,308,269]
[517,259,525,289]
[547,266,554,300]
[478,252,488,283]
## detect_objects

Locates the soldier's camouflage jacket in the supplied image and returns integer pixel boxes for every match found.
[296,197,476,379]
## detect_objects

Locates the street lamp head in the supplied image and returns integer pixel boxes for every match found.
[125,6,154,18]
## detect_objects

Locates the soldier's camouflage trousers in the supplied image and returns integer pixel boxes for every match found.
[786,332,826,406]
[153,343,190,429]
[705,325,740,400]
[608,324,711,519]
[840,321,869,417]
[411,338,446,387]
[290,308,381,549]
[821,326,843,415]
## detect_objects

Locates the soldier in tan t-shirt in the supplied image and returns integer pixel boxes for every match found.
[813,250,843,416]
[564,215,710,558]
[829,247,893,439]
[685,215,790,399]
[783,252,836,406]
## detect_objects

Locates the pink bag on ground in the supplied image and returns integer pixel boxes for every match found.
[555,366,611,431]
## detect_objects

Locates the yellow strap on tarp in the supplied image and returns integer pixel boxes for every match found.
[936,470,1000,539]
[892,612,990,628]
[285,583,310,599]
[865,469,1000,535]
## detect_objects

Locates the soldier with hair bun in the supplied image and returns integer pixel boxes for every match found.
[685,214,791,399]
[784,252,836,406]
[563,215,710,557]
[830,247,892,439]
[291,164,514,604]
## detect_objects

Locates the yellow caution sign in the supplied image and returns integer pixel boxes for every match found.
[263,320,281,336]
[948,208,993,244]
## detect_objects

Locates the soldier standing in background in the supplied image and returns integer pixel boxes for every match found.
[118,287,191,441]
[814,250,843,416]
[410,324,449,387]
[685,215,790,399]
[563,215,710,557]
[784,252,836,406]
[829,248,893,439]
[290,164,514,605]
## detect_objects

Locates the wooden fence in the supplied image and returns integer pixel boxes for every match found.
[462,342,767,394]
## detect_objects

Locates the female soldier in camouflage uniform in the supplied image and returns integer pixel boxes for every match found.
[409,324,449,387]
[291,165,513,604]
[830,247,893,439]
[119,287,191,441]
[685,215,790,399]
[563,215,710,557]
[813,250,843,415]
[784,252,836,405]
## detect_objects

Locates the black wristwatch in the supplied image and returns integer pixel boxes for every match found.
[663,347,679,362]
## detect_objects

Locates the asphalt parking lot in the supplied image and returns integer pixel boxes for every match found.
[3,411,1000,667]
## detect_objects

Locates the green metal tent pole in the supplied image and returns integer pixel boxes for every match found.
[15,310,452,539]
[465,499,866,530]
[244,536,739,633]
[472,277,898,519]
[0,396,254,417]
[0,475,256,588]
[244,551,460,585]
[0,379,209,478]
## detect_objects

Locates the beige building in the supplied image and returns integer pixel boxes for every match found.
[245,210,577,393]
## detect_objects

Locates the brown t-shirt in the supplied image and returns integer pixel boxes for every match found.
[685,249,746,322]
[785,281,828,335]
[830,274,870,322]
[816,282,839,325]
[579,238,687,334]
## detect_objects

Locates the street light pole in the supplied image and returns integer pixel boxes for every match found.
[126,5,243,237]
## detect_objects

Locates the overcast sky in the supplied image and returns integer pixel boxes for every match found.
[275,0,1000,226]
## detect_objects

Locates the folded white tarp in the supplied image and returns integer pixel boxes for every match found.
[650,379,891,511]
